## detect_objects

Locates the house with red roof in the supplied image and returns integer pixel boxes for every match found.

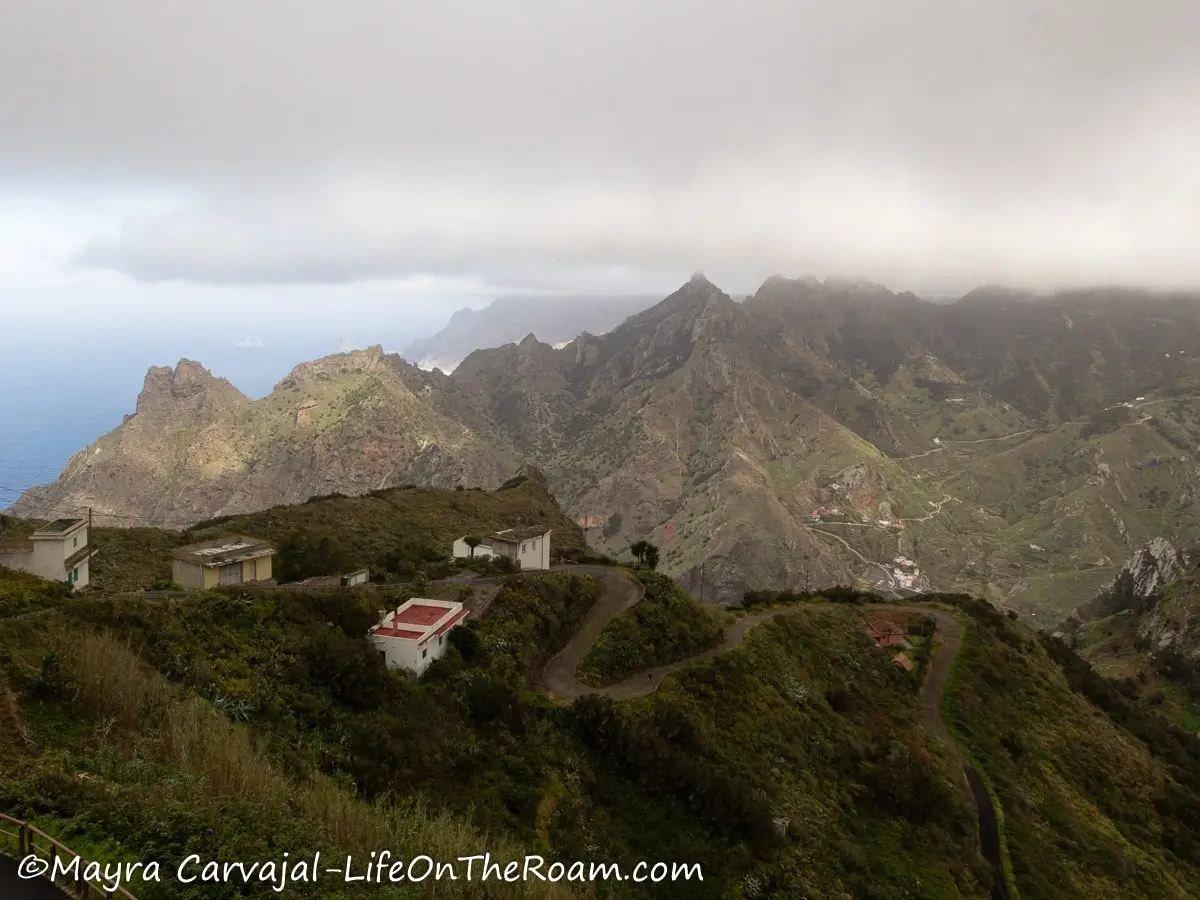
[369,598,469,675]
[863,619,911,649]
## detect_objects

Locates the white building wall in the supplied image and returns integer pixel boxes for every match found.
[0,549,34,574]
[70,557,91,590]
[370,632,452,676]
[31,540,67,580]
[517,532,551,570]
[452,537,496,560]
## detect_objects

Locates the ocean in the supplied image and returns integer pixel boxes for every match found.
[0,323,432,508]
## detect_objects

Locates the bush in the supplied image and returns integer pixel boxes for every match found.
[577,572,726,686]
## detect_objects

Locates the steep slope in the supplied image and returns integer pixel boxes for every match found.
[942,594,1200,899]
[12,347,521,526]
[1059,540,1200,732]
[14,277,1200,616]
[19,467,586,593]
[402,294,661,372]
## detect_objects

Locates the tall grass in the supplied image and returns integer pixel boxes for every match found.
[56,633,589,899]
[0,670,25,749]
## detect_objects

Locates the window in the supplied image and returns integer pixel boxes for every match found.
[72,568,78,580]
[422,648,427,658]
[438,635,443,645]
[218,563,243,585]
[247,559,257,581]
[379,650,387,662]
[73,537,78,548]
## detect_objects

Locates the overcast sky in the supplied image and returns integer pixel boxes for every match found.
[3,0,1200,325]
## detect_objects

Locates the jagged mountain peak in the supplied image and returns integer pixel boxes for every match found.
[136,359,247,415]
[1113,538,1186,602]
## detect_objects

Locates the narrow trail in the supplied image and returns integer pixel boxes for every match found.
[534,567,1010,899]
[801,525,898,588]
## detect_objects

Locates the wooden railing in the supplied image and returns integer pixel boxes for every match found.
[0,814,138,899]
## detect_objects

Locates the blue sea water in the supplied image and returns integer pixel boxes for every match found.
[0,322,431,508]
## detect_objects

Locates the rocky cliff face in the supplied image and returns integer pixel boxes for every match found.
[1120,541,1200,658]
[12,347,520,528]
[14,278,1200,613]
[1119,539,1186,604]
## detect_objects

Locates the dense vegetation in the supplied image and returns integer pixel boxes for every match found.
[938,592,1200,899]
[576,571,726,687]
[11,475,589,593]
[0,568,1002,898]
[0,566,78,619]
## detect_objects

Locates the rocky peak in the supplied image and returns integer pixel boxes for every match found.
[514,463,549,484]
[279,345,387,387]
[135,360,247,416]
[1115,538,1185,602]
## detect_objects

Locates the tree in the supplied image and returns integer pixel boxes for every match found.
[463,535,482,559]
[630,540,650,564]
[644,544,660,570]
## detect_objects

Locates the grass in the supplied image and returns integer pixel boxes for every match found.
[14,474,590,594]
[0,567,78,619]
[936,594,1200,899]
[0,577,1005,899]
[939,616,1021,900]
[2,609,591,900]
[575,570,727,687]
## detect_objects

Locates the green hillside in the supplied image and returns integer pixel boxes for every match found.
[577,571,728,687]
[940,594,1200,898]
[28,470,589,594]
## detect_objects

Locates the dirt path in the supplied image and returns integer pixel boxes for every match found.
[534,569,1010,898]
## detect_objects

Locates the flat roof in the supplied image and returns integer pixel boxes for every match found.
[34,518,83,535]
[371,597,468,643]
[394,603,452,627]
[172,535,275,567]
[479,526,552,545]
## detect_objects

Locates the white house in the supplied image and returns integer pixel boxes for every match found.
[369,598,469,675]
[452,527,552,570]
[0,518,94,589]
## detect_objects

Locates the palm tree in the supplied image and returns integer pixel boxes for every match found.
[464,535,482,559]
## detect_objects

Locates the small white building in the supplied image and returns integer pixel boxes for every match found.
[341,567,370,586]
[369,598,469,676]
[452,527,552,570]
[0,518,94,589]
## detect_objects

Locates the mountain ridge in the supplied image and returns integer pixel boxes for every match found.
[14,276,1200,614]
[402,293,662,372]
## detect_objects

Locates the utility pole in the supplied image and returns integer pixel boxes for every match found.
[698,561,705,604]
[87,506,92,532]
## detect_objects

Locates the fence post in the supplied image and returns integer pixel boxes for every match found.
[18,822,26,856]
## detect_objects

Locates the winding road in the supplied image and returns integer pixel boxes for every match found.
[534,566,1010,899]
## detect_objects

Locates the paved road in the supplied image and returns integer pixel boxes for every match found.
[533,567,1009,898]
[0,855,70,899]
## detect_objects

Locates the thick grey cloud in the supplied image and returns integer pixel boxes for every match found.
[4,0,1200,291]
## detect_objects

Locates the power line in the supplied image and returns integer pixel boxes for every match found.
[0,487,196,529]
